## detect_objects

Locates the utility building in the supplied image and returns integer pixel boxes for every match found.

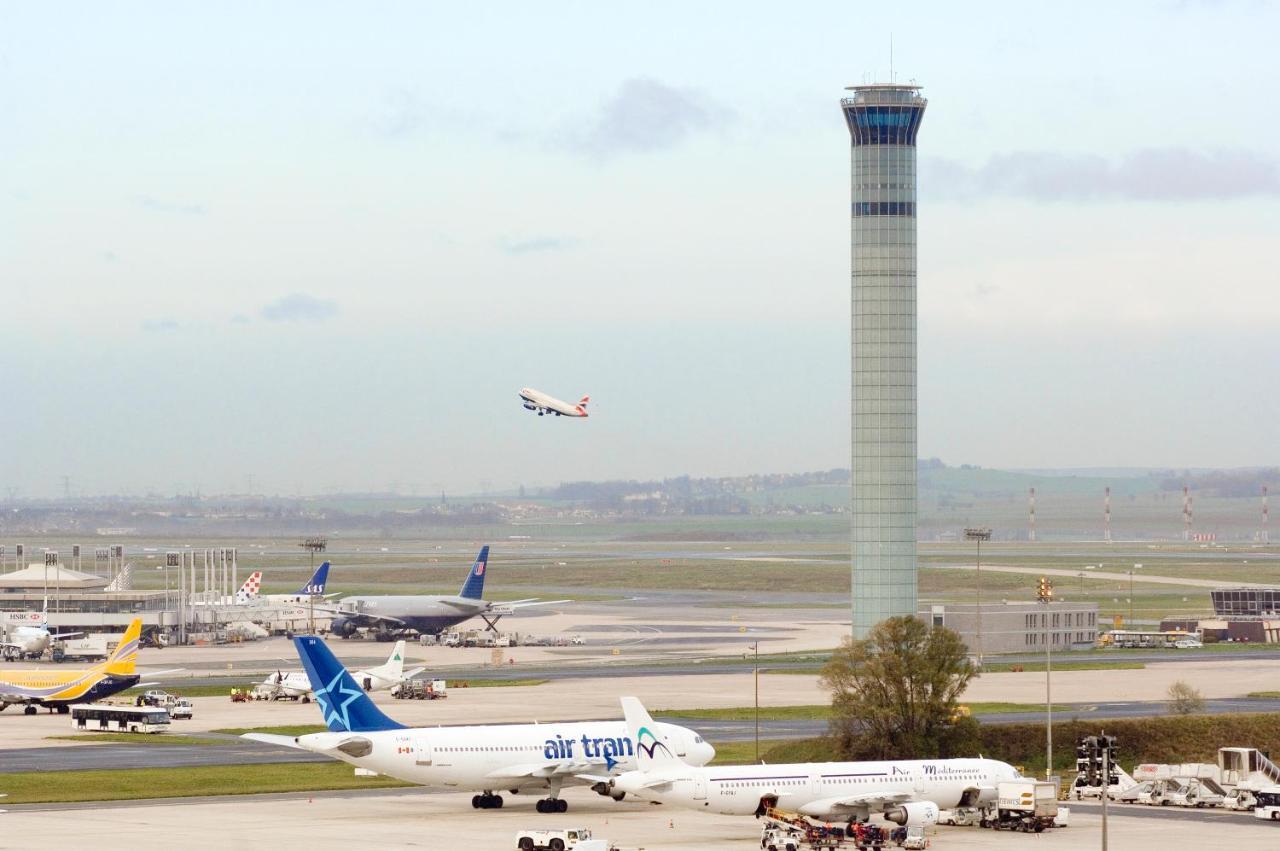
[842,84,927,636]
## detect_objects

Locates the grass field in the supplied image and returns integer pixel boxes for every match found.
[123,682,255,698]
[44,733,231,745]
[212,724,327,737]
[657,702,1073,723]
[0,763,412,804]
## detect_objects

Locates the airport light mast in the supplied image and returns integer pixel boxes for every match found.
[299,537,328,635]
[842,82,927,637]
[1038,576,1055,779]
[964,527,992,665]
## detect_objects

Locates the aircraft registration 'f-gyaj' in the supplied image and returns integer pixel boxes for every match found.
[519,387,589,418]
[242,636,714,813]
[326,546,566,639]
[0,618,144,715]
[587,697,1021,829]
[256,639,424,700]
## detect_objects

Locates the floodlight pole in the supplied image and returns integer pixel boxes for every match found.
[1038,576,1054,779]
[750,641,760,762]
[299,537,328,635]
[964,528,992,666]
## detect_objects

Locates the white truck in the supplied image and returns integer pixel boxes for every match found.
[514,828,608,851]
[985,780,1059,832]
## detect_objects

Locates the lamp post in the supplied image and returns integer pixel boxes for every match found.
[964,528,992,666]
[748,641,760,762]
[1037,575,1055,779]
[1128,564,1142,626]
[299,537,328,635]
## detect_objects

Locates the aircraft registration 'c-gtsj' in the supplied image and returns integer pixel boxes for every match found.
[0,618,143,715]
[519,387,589,418]
[585,697,1022,828]
[242,636,714,814]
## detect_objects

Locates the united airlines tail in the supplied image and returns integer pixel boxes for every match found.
[100,618,142,676]
[457,546,490,600]
[298,561,330,596]
[293,636,405,733]
[621,696,684,771]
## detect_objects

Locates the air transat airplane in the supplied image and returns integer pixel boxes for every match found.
[243,636,714,813]
[326,546,565,639]
[588,697,1020,828]
[519,388,589,418]
[0,619,142,715]
[256,639,424,699]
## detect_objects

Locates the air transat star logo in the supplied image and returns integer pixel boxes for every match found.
[314,669,363,731]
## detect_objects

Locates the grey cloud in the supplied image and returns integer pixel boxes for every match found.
[567,78,733,158]
[229,314,251,325]
[138,195,206,215]
[141,319,179,332]
[502,236,574,256]
[260,293,339,322]
[926,148,1280,202]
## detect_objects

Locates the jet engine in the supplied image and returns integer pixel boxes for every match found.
[329,617,359,638]
[590,781,625,801]
[884,801,940,827]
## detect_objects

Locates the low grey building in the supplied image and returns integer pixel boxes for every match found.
[921,601,1099,655]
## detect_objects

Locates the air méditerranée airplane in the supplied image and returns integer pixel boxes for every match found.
[584,697,1021,830]
[255,639,424,700]
[0,618,143,715]
[325,546,566,640]
[242,635,714,813]
[519,387,589,418]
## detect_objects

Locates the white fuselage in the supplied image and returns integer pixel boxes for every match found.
[297,720,712,794]
[3,626,53,657]
[615,757,1019,819]
[519,388,587,418]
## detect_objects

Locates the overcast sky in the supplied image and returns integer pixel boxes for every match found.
[2,1,1278,497]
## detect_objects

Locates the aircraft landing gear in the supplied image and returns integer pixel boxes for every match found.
[56,704,70,714]
[472,793,503,809]
[24,705,37,715]
[536,798,568,813]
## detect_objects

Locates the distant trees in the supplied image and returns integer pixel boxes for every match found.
[1168,680,1206,715]
[821,616,980,760]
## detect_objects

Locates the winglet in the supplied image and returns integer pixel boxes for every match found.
[294,636,405,733]
[299,561,330,596]
[458,546,490,600]
[621,696,684,771]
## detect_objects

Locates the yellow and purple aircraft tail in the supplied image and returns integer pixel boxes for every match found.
[0,618,143,709]
[97,617,141,677]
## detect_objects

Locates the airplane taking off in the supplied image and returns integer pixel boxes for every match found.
[256,639,424,700]
[586,697,1021,828]
[519,387,589,418]
[326,546,566,639]
[0,619,144,715]
[242,636,714,812]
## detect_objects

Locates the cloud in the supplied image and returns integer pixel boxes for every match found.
[926,148,1280,202]
[229,314,251,325]
[137,196,206,215]
[566,77,733,158]
[260,293,339,322]
[502,236,574,256]
[141,319,179,332]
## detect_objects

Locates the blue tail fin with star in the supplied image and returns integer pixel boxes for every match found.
[294,636,404,732]
[457,545,490,600]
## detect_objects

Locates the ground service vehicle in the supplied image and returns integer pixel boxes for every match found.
[392,679,447,700]
[169,699,193,719]
[515,828,599,850]
[985,780,1058,832]
[71,704,170,733]
[1148,777,1226,807]
[1253,786,1280,821]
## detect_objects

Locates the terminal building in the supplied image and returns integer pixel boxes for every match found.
[921,601,1100,655]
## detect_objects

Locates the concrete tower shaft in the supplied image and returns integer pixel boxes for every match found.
[842,84,926,636]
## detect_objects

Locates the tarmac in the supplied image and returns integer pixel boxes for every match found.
[2,787,1276,850]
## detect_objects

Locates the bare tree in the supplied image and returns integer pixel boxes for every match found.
[1167,680,1205,715]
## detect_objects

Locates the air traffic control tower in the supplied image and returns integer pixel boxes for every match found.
[841,84,926,636]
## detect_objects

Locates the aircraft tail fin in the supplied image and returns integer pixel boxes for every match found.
[235,571,263,603]
[294,636,405,733]
[621,696,685,771]
[458,546,490,600]
[298,561,330,596]
[380,640,406,680]
[576,395,590,415]
[100,618,142,676]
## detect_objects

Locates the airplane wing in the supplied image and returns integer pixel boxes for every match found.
[486,758,619,781]
[400,668,425,681]
[50,631,85,640]
[313,607,409,628]
[241,733,307,750]
[0,691,36,705]
[485,600,572,615]
[798,791,912,816]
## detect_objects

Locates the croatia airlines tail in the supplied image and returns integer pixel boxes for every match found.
[234,572,263,603]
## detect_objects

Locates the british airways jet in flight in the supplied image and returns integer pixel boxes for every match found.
[519,387,589,418]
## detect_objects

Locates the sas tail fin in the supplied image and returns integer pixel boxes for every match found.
[457,545,490,600]
[293,636,405,733]
[621,696,685,771]
[100,618,142,676]
[298,561,330,596]
[235,571,263,603]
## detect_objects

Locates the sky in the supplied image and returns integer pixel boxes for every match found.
[2,1,1278,497]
